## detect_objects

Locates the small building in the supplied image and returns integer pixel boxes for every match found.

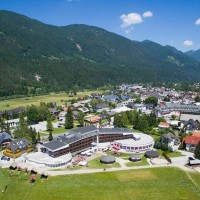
[0,132,12,146]
[93,104,110,113]
[129,154,142,162]
[145,150,159,158]
[182,136,200,151]
[100,155,116,164]
[158,122,170,129]
[160,132,180,151]
[189,159,200,167]
[183,119,200,133]
[4,138,32,158]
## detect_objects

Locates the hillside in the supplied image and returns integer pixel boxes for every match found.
[185,49,200,61]
[0,10,200,97]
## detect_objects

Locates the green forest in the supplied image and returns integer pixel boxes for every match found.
[1,10,200,97]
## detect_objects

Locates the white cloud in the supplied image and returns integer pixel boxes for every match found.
[195,18,200,25]
[120,13,143,29]
[143,11,153,18]
[183,40,194,47]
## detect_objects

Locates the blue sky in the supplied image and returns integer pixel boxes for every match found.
[0,0,200,52]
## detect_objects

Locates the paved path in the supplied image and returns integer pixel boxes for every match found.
[47,164,171,176]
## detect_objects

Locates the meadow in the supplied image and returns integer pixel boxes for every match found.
[0,167,200,200]
[0,91,100,111]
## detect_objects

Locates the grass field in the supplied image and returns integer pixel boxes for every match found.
[126,156,149,167]
[0,91,100,111]
[0,167,200,200]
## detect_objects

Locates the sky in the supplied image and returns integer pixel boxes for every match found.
[0,0,200,52]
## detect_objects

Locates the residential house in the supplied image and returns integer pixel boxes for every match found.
[102,95,119,103]
[93,104,110,113]
[160,133,180,151]
[0,132,12,146]
[183,119,200,133]
[158,122,170,129]
[4,138,32,158]
[183,135,200,151]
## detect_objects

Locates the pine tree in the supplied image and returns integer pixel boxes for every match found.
[77,111,85,126]
[47,116,53,131]
[113,113,122,128]
[121,112,129,127]
[65,107,74,129]
[37,132,41,142]
[194,142,200,159]
[48,129,53,141]
[30,128,37,144]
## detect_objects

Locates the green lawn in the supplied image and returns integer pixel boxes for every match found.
[0,90,101,111]
[126,156,149,167]
[156,149,183,158]
[0,167,200,200]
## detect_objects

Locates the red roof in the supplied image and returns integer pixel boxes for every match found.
[183,136,200,145]
[158,122,170,128]
[192,132,200,138]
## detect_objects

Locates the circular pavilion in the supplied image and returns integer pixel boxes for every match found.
[145,150,159,158]
[129,154,142,162]
[100,155,116,164]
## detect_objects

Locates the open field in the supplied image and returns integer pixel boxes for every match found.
[0,91,101,111]
[0,167,200,200]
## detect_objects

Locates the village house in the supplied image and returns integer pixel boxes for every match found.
[160,132,180,151]
[0,132,12,146]
[4,138,32,158]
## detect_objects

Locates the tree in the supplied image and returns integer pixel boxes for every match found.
[194,142,200,159]
[65,107,74,129]
[171,115,176,120]
[163,96,170,102]
[48,129,53,141]
[47,116,53,131]
[30,127,37,144]
[5,123,11,135]
[134,97,141,104]
[77,111,85,126]
[136,114,149,132]
[0,118,6,132]
[121,112,129,127]
[113,113,122,128]
[195,96,200,102]
[37,132,41,142]
[147,113,157,127]
[99,118,103,128]
[144,96,158,107]
[27,105,40,124]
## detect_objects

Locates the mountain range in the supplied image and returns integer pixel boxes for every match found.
[185,50,200,61]
[0,10,200,97]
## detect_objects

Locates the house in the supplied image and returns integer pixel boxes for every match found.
[58,111,67,121]
[0,107,25,119]
[93,104,110,113]
[183,136,200,151]
[158,122,170,129]
[77,106,90,113]
[160,133,180,151]
[102,95,119,103]
[85,115,101,126]
[133,104,147,112]
[0,132,12,146]
[4,138,32,158]
[183,119,200,133]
